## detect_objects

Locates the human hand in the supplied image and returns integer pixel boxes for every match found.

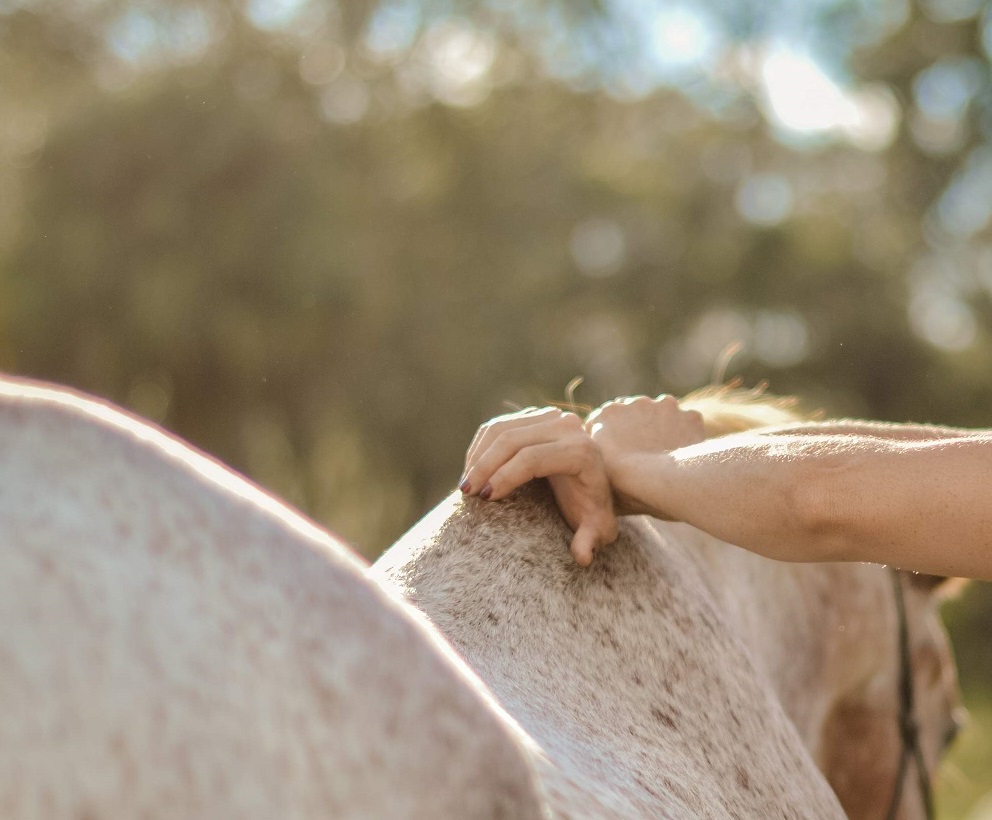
[460,407,618,567]
[585,395,705,515]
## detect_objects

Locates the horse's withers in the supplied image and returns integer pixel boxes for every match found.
[374,482,848,819]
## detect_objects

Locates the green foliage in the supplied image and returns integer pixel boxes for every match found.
[2,0,992,810]
[938,691,992,819]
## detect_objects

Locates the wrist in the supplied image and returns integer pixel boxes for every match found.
[606,452,675,518]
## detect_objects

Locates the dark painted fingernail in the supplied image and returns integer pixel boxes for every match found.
[480,483,493,500]
[459,478,471,494]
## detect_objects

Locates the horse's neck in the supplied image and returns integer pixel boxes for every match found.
[671,523,876,752]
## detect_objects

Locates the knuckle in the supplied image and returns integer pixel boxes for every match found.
[576,433,598,457]
[565,432,594,463]
[480,419,501,437]
[488,428,512,452]
[598,401,622,418]
[497,425,522,444]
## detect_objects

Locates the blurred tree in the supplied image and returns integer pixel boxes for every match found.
[3,0,992,542]
[1,6,992,811]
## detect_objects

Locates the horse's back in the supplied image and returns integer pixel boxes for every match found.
[0,378,545,819]
[374,482,847,819]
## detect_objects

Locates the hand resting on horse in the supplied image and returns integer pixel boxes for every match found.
[461,394,992,581]
[459,396,704,566]
[460,407,619,566]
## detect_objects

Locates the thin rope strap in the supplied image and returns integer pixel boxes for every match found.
[885,569,935,820]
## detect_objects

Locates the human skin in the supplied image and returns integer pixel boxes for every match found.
[460,396,992,581]
[461,406,619,566]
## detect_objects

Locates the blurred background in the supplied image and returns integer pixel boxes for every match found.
[1,0,991,813]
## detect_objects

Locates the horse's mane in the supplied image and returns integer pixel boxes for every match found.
[680,384,811,438]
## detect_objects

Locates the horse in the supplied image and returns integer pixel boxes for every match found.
[0,376,547,819]
[0,376,961,818]
[371,389,964,820]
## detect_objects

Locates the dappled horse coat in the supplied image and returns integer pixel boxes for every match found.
[373,394,960,820]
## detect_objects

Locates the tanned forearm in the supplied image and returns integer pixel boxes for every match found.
[753,419,976,441]
[609,430,992,581]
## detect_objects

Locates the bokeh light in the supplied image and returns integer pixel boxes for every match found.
[570,218,627,278]
[735,172,794,226]
[2,3,992,809]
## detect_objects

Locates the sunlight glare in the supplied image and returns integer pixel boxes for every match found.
[421,20,496,107]
[759,47,900,151]
[247,0,309,31]
[760,48,856,134]
[651,7,721,69]
[844,84,901,151]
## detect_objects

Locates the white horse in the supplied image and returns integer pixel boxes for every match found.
[0,376,546,819]
[0,377,961,818]
[372,392,963,820]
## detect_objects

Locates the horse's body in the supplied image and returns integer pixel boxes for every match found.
[375,485,847,818]
[372,398,962,820]
[0,378,546,819]
[0,377,960,819]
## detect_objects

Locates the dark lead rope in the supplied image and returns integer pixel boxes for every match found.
[883,568,935,820]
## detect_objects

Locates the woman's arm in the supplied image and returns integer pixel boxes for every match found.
[590,398,992,580]
[750,418,976,441]
[463,395,992,579]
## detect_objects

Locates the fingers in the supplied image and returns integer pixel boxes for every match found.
[585,393,705,456]
[459,405,618,569]
[462,408,582,495]
[586,393,675,423]
[463,406,548,474]
[472,436,598,502]
[570,517,620,567]
[570,523,598,568]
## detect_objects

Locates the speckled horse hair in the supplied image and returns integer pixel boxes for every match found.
[0,376,547,819]
[0,377,957,819]
[372,387,959,820]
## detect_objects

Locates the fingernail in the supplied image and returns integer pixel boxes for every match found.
[459,478,471,494]
[480,483,493,501]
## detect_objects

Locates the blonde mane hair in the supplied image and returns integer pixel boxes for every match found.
[680,384,811,438]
